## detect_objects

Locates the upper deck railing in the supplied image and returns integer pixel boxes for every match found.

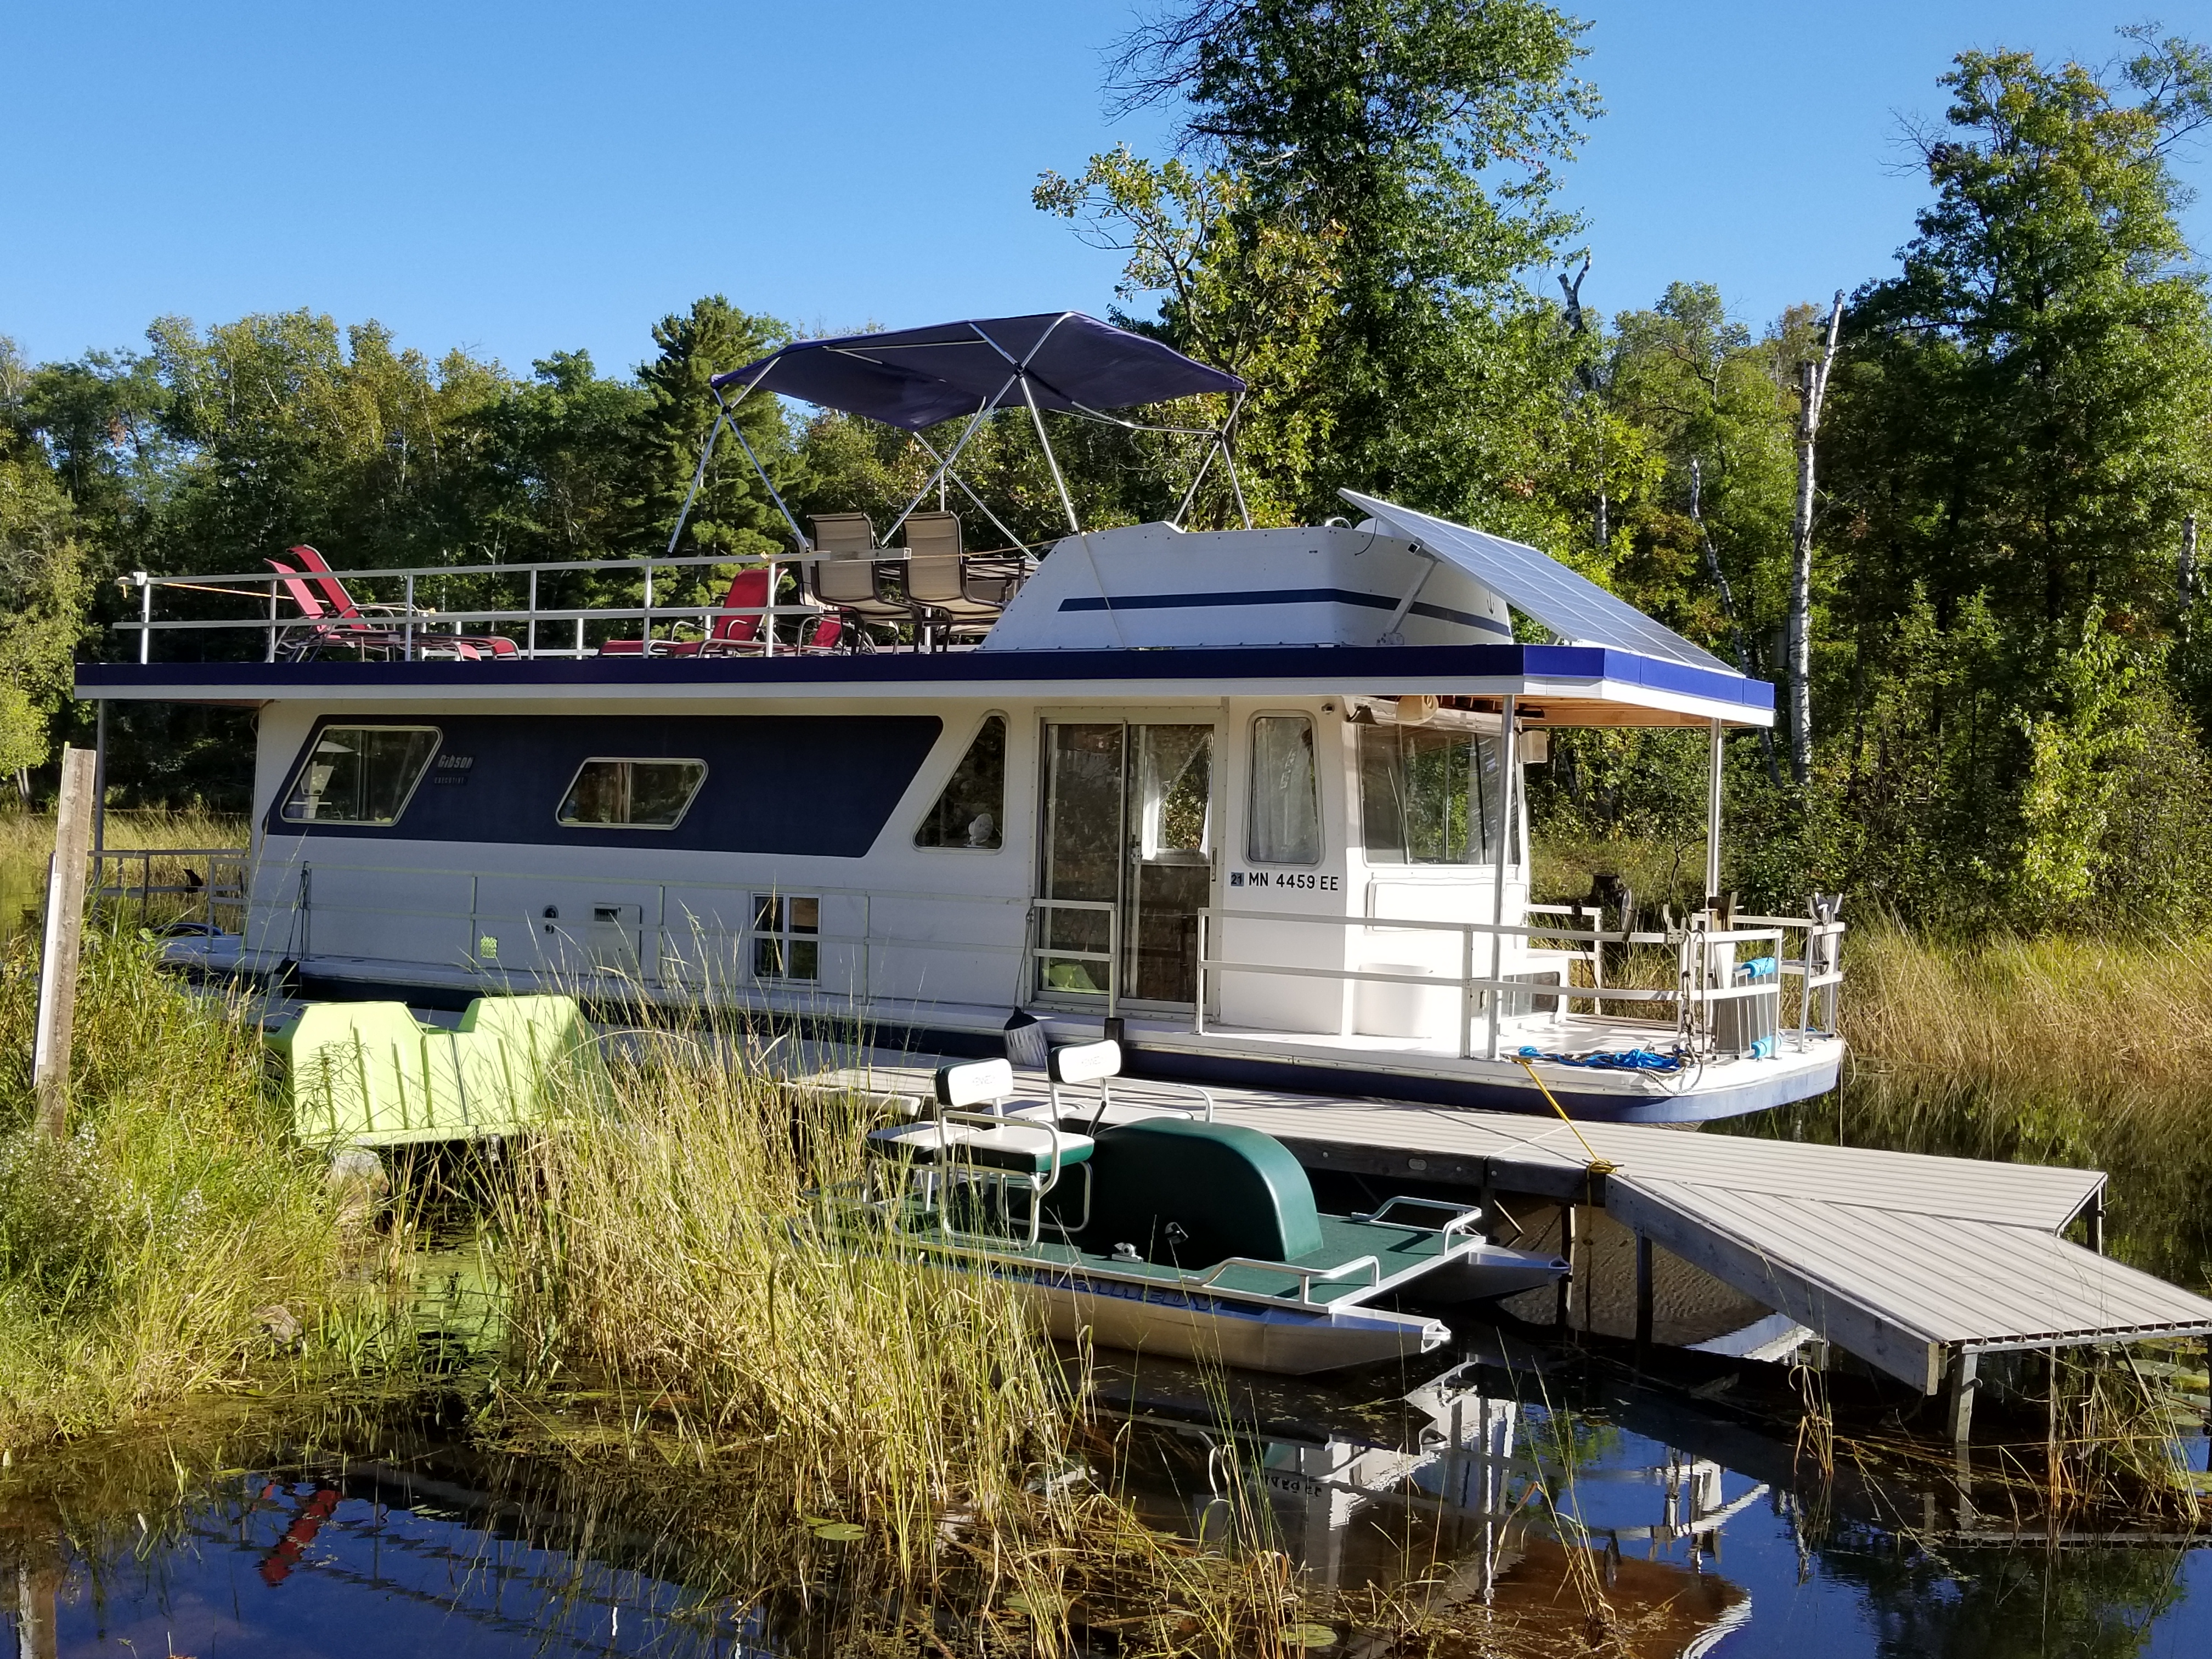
[111,547,1025,663]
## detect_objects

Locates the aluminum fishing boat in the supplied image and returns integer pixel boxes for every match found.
[78,311,1844,1122]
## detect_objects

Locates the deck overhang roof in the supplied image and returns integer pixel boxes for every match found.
[76,644,1773,728]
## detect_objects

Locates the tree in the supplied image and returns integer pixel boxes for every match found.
[0,337,88,795]
[458,350,648,563]
[1818,27,2212,924]
[1104,0,1600,521]
[1034,145,1341,524]
[631,296,795,561]
[1831,32,2212,641]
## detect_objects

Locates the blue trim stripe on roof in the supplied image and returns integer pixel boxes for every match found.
[1057,586,1511,636]
[75,644,1774,711]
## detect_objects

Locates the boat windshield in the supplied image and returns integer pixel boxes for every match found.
[1357,724,1511,865]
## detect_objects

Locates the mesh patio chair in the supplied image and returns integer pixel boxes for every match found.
[901,512,1017,637]
[805,515,909,625]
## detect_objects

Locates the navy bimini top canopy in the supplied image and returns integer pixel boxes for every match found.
[709,312,1244,431]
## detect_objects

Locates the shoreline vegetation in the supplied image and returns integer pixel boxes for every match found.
[1,914,2207,1649]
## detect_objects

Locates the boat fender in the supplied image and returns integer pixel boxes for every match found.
[1003,1012,1049,1070]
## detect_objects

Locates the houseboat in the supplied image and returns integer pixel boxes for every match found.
[77,312,1842,1123]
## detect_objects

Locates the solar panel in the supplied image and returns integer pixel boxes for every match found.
[1340,489,1737,675]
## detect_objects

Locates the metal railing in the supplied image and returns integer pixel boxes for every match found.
[112,547,1029,664]
[92,845,249,933]
[1025,898,1120,1022]
[1193,906,1844,1062]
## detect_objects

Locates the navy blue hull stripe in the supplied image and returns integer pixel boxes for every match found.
[1057,588,1511,636]
[78,643,1774,712]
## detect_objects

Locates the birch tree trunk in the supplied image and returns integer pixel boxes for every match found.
[1787,292,1846,786]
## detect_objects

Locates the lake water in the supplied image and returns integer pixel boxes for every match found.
[6,1341,2206,1659]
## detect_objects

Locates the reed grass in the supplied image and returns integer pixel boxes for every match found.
[490,1035,1074,1565]
[1839,921,2212,1111]
[0,926,344,1443]
[0,807,246,942]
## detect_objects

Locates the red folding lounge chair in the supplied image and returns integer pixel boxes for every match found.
[287,545,518,658]
[267,561,419,660]
[600,567,772,657]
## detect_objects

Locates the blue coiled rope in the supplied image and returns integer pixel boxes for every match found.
[1516,1044,1690,1074]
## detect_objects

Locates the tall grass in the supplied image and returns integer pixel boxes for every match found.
[0,808,246,942]
[1840,923,2212,1108]
[0,926,342,1441]
[1741,919,2212,1288]
[493,1036,1073,1566]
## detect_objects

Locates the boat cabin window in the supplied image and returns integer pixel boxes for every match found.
[1247,714,1320,865]
[1358,724,1511,865]
[556,759,707,830]
[752,894,819,981]
[280,726,441,825]
[913,714,1006,850]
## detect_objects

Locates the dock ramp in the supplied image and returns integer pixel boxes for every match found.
[1606,1175,2212,1393]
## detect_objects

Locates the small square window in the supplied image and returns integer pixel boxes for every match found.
[752,893,821,983]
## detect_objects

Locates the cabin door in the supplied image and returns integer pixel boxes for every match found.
[1037,720,1215,1009]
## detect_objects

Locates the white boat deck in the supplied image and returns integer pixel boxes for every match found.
[799,1046,2212,1397]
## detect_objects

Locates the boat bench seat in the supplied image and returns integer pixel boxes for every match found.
[866,1118,1093,1173]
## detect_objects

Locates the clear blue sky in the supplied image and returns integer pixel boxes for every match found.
[1,1,2205,379]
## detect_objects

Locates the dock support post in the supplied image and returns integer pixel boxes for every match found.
[1485,695,1517,1061]
[1945,1349,1978,1447]
[1705,719,1724,900]
[1634,1233,1654,1358]
[2084,1189,2104,1255]
[1555,1202,1577,1331]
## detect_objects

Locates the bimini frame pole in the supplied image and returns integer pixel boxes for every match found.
[882,383,1014,546]
[1170,390,1251,531]
[668,368,810,556]
[909,430,1038,560]
[1021,373,1084,536]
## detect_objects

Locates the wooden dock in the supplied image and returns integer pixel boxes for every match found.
[797,1046,2212,1429]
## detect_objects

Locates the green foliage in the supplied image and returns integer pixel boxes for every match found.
[0,929,341,1438]
[631,296,796,561]
[1094,0,1601,526]
[1034,146,1339,525]
[0,337,87,781]
[1830,36,2212,638]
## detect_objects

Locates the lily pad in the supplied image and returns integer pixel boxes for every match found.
[1284,1624,1339,1649]
[809,1521,865,1542]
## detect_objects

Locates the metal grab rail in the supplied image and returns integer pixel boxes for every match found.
[1193,906,1842,1062]
[1027,897,1120,1023]
[1186,1252,1384,1305]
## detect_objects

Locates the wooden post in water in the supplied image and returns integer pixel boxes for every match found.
[1635,1233,1655,1358]
[31,746,97,1139]
[1555,1202,1577,1331]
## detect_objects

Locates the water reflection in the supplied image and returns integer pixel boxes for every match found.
[3,1463,750,1659]
[2,1345,2205,1659]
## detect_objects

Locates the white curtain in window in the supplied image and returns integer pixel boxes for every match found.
[1248,716,1320,864]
